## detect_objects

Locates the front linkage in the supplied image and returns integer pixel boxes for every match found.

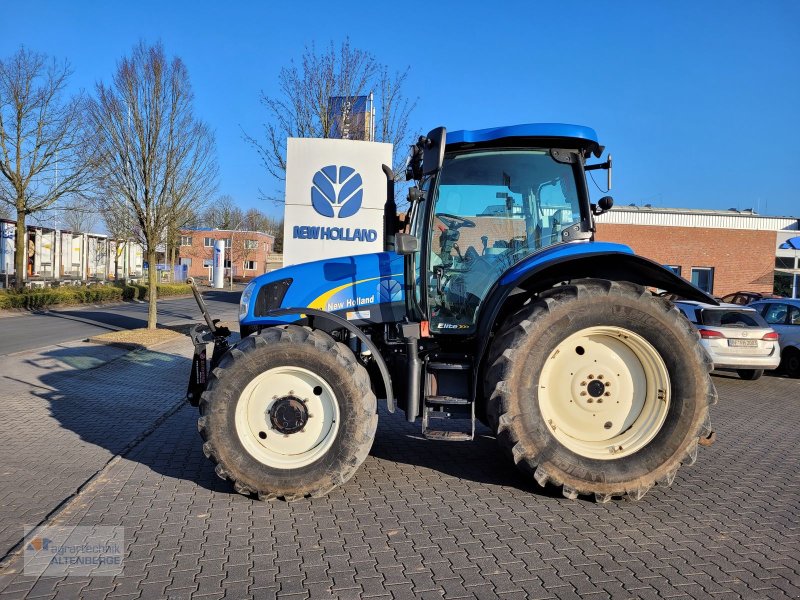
[186,278,232,406]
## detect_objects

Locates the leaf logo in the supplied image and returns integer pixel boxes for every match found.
[378,279,403,303]
[311,165,363,219]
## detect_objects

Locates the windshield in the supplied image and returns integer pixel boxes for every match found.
[427,149,584,332]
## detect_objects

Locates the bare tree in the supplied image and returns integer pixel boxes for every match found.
[0,47,91,288]
[202,194,244,230]
[61,198,98,233]
[245,39,416,201]
[88,42,217,329]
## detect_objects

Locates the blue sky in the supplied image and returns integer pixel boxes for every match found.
[2,1,798,219]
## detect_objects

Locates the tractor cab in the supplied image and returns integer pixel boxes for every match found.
[401,124,612,335]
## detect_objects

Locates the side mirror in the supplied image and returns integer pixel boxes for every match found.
[422,126,447,176]
[382,165,396,252]
[593,196,614,215]
[395,233,419,255]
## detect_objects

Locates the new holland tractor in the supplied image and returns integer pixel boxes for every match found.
[187,123,718,503]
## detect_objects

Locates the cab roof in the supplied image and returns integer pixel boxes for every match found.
[446,123,601,156]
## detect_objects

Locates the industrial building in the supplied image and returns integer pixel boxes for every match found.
[0,219,145,286]
[596,206,800,298]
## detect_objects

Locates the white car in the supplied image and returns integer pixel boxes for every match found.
[748,298,800,378]
[675,301,781,380]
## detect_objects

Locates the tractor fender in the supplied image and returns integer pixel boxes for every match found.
[473,248,717,398]
[258,307,395,413]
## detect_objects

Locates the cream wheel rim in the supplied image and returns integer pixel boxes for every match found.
[538,326,670,460]
[234,366,340,469]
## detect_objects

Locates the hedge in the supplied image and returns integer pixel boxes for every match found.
[0,283,192,310]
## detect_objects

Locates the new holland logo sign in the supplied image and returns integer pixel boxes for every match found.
[293,164,378,243]
[283,138,392,266]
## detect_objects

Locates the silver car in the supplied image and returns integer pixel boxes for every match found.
[675,301,781,380]
[748,298,800,378]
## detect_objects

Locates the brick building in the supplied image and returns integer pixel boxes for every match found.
[177,229,274,282]
[595,207,799,297]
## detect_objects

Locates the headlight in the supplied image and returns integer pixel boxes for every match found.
[239,281,256,320]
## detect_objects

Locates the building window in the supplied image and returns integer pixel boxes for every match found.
[664,265,681,276]
[244,239,258,250]
[179,258,192,267]
[776,256,796,269]
[244,260,256,271]
[224,260,231,268]
[204,237,214,247]
[690,267,714,293]
[180,235,193,246]
[202,259,212,268]
[224,238,232,248]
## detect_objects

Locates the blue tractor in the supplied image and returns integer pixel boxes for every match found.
[188,124,717,502]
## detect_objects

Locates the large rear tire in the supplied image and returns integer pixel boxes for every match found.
[485,279,717,502]
[198,325,377,500]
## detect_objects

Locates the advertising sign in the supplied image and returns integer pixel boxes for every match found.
[283,138,393,267]
[328,95,373,141]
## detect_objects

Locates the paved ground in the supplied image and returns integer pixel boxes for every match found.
[0,289,241,356]
[0,339,797,599]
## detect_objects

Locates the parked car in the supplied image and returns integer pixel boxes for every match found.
[675,301,781,380]
[747,298,800,378]
[719,291,781,305]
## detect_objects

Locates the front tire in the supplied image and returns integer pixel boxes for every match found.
[485,279,717,502]
[198,325,377,500]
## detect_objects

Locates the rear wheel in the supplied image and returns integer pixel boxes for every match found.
[736,369,763,380]
[485,279,717,502]
[198,325,377,500]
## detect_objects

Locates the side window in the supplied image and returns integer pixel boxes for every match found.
[789,305,800,326]
[763,304,788,325]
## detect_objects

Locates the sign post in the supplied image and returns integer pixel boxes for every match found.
[212,239,225,289]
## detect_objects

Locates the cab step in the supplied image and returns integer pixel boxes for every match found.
[426,395,471,406]
[423,430,473,442]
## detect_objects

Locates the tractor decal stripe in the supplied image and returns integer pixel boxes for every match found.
[308,274,403,310]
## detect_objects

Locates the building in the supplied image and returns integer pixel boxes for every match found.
[595,206,800,297]
[177,228,275,282]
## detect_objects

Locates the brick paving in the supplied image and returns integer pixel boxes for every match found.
[0,340,798,599]
[0,340,193,561]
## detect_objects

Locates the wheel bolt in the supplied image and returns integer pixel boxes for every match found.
[598,374,604,380]
[605,381,611,387]
[597,399,603,403]
[580,391,587,396]
[587,399,594,403]
[580,381,586,386]
[604,421,612,429]
[604,392,610,397]
[588,374,595,379]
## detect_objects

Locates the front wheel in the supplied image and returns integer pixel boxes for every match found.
[485,279,717,502]
[198,325,377,500]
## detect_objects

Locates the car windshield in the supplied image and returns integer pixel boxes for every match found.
[699,308,767,328]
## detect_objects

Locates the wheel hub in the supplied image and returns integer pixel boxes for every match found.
[268,396,308,434]
[587,379,605,398]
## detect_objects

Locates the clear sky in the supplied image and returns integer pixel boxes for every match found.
[2,1,798,219]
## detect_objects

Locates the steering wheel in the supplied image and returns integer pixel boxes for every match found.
[437,213,476,230]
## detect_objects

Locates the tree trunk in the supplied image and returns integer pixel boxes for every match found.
[147,246,158,329]
[14,209,26,290]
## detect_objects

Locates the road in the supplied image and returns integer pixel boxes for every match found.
[0,289,241,356]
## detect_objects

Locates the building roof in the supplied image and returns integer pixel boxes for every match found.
[597,205,799,231]
[182,227,275,239]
